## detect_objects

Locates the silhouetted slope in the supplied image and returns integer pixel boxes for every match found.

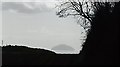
[2,45,55,54]
[2,45,57,65]
[2,45,80,65]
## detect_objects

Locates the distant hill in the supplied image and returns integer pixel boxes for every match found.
[52,44,75,52]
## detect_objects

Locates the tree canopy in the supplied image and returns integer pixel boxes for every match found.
[56,0,116,33]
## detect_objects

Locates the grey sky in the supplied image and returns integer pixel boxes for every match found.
[1,1,86,54]
[2,2,52,14]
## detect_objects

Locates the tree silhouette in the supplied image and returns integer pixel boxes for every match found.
[56,0,115,32]
[56,0,119,65]
[80,2,119,65]
[56,0,92,32]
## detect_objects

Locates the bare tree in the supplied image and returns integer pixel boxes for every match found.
[56,0,115,33]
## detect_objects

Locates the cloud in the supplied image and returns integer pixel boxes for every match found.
[1,0,57,2]
[2,2,53,14]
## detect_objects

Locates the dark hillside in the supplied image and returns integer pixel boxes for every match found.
[2,45,80,65]
[2,45,56,65]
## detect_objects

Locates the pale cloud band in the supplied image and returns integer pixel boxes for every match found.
[1,0,57,2]
[1,0,119,3]
[1,0,58,8]
[1,0,59,14]
[2,2,53,14]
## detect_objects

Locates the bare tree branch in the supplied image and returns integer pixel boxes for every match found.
[56,0,116,31]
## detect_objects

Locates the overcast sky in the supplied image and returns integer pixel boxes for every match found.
[1,0,86,54]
